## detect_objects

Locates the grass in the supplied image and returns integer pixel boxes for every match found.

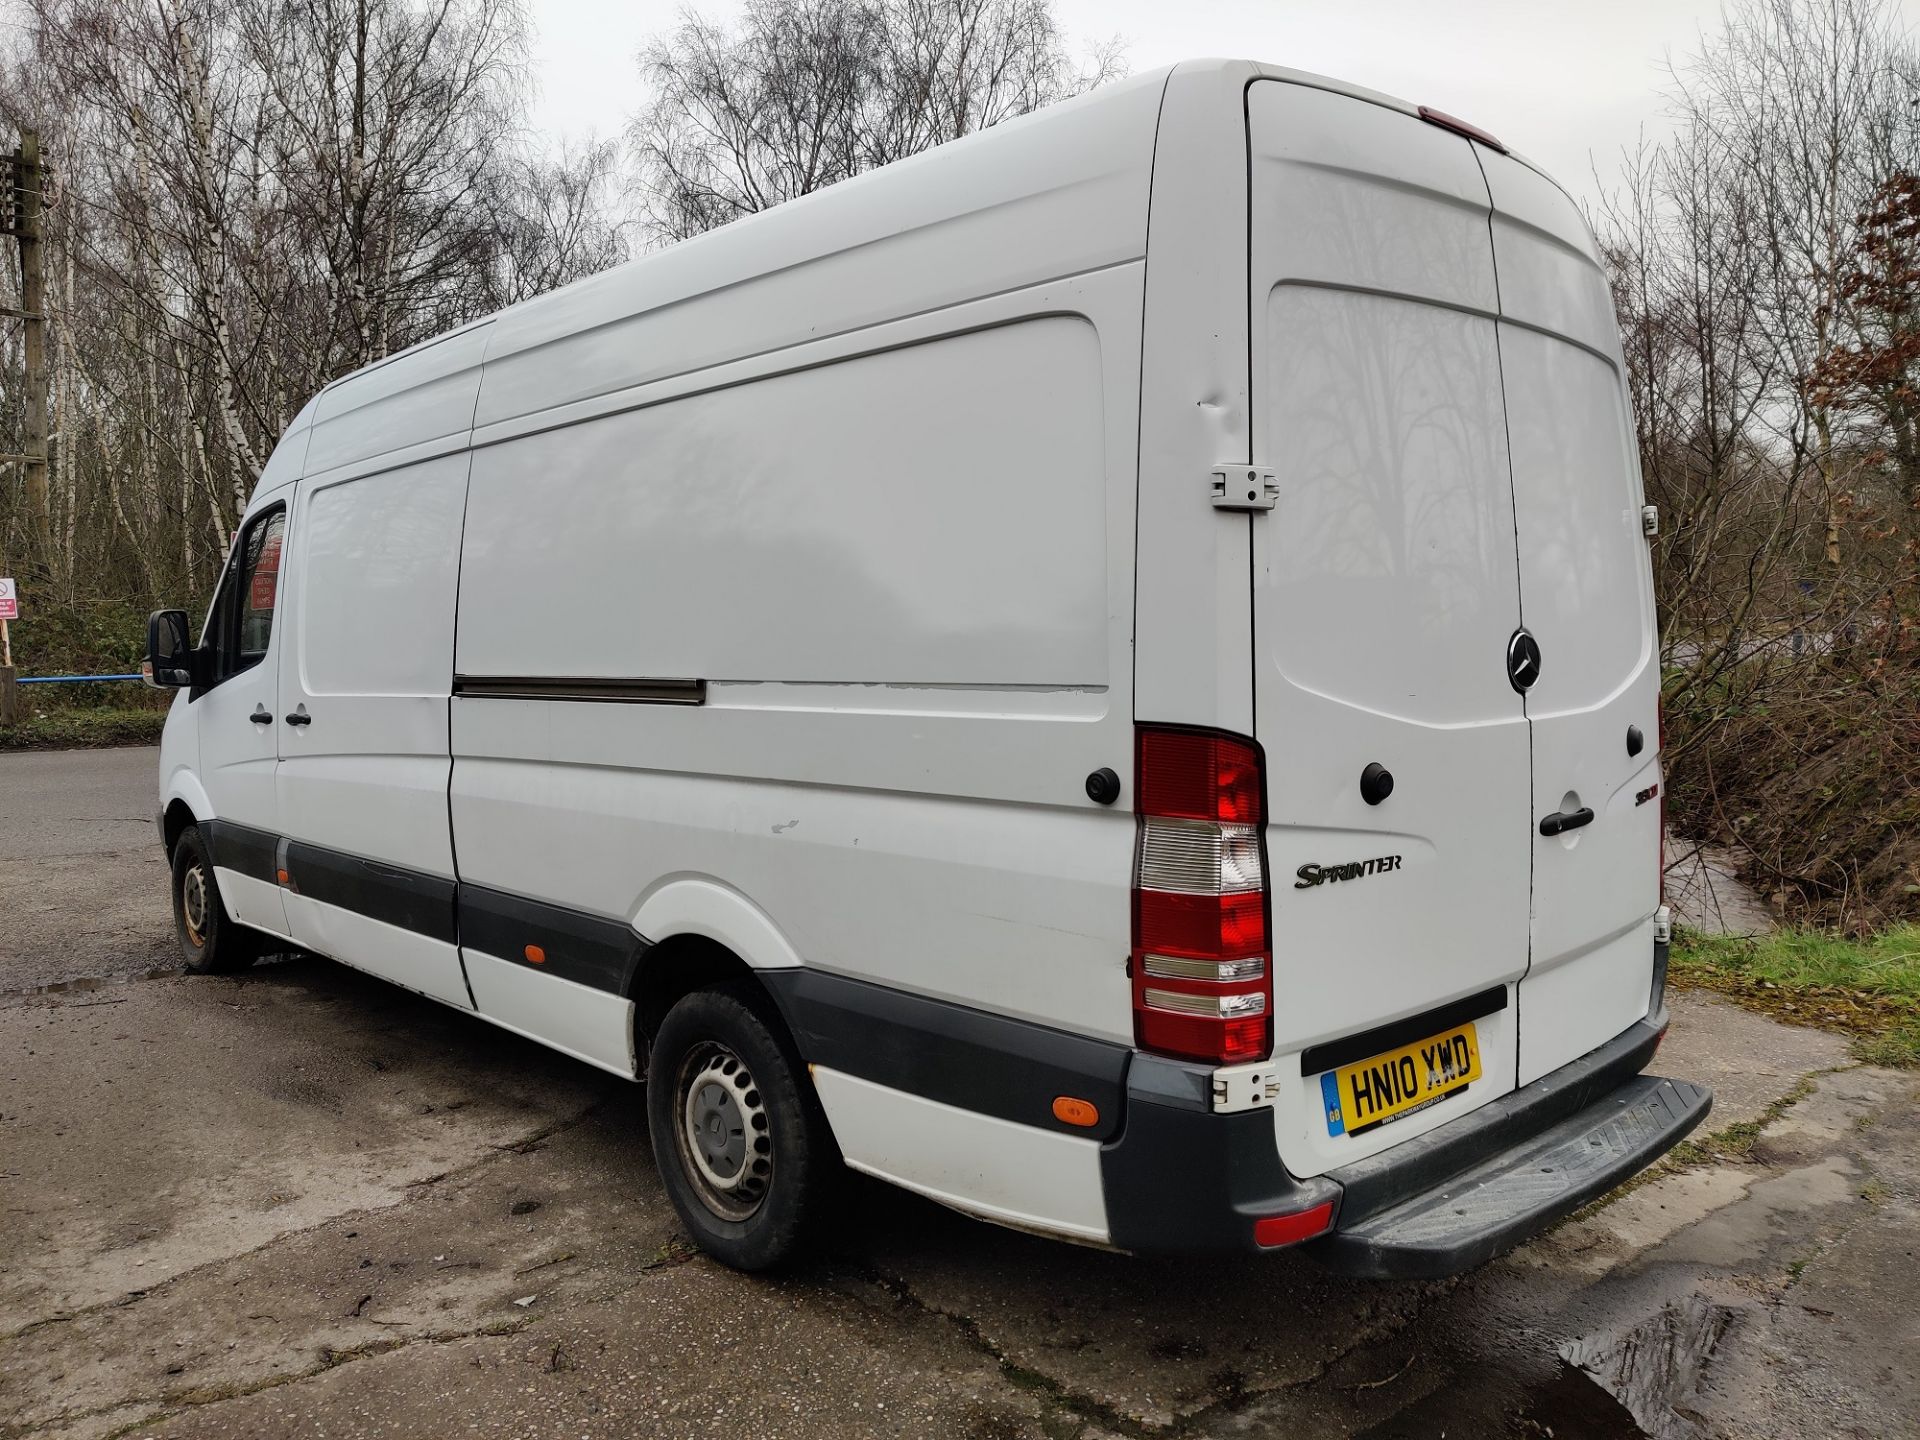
[1670,926,1920,1068]
[0,704,169,751]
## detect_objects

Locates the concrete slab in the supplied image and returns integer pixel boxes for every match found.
[1658,988,1851,1130]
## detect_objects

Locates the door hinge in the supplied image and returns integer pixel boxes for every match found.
[1641,504,1659,538]
[1211,465,1279,511]
[1211,1061,1281,1113]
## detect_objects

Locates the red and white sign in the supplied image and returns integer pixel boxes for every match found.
[0,578,17,621]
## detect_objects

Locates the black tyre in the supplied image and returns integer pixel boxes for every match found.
[647,982,832,1270]
[170,824,263,975]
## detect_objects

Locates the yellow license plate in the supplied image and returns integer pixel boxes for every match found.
[1321,1022,1481,1137]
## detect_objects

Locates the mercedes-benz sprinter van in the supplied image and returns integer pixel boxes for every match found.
[146,60,1709,1275]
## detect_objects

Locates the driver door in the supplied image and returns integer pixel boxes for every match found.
[193,498,293,941]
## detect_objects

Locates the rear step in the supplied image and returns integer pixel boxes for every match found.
[1306,1016,1711,1278]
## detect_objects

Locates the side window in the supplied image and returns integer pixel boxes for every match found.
[210,505,286,683]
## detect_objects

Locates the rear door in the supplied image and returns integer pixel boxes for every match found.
[1246,81,1531,1176]
[1477,148,1662,1083]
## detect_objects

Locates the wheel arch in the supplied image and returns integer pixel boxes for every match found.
[626,878,807,1052]
[160,771,214,857]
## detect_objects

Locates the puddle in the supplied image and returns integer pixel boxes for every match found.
[1515,1360,1646,1438]
[1560,1296,1737,1439]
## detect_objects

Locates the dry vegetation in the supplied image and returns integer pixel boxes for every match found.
[1598,0,1920,928]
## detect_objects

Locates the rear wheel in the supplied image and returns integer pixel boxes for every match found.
[647,982,831,1270]
[170,824,263,974]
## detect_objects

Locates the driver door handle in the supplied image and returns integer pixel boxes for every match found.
[249,705,273,725]
[1539,806,1595,837]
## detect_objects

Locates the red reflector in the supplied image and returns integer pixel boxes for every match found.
[1254,1200,1335,1249]
[1136,728,1264,824]
[1417,104,1507,153]
[1136,888,1267,959]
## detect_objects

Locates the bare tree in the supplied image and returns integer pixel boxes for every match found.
[1594,0,1920,923]
[629,0,1123,243]
[0,0,625,608]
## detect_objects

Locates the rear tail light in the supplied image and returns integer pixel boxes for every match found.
[1131,726,1272,1064]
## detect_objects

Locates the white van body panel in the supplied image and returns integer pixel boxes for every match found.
[462,949,637,1077]
[275,446,472,1007]
[811,1067,1110,1244]
[157,61,1692,1266]
[281,893,472,1009]
[1478,149,1662,1083]
[1244,79,1532,1177]
[1132,61,1257,735]
[450,210,1151,1044]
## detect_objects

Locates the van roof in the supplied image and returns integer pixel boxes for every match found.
[296,59,1564,444]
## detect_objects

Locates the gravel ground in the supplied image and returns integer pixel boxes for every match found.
[2,747,1915,1439]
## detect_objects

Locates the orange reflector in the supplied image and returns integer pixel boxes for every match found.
[523,945,546,965]
[276,868,289,886]
[1052,1096,1099,1128]
[1253,1200,1335,1249]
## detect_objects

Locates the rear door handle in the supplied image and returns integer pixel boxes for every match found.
[1539,807,1595,837]
[284,708,312,727]
[249,705,273,725]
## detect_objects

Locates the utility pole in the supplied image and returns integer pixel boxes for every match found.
[2,131,50,572]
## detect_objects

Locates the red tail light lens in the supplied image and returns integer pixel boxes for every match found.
[1131,726,1272,1065]
[1137,728,1263,823]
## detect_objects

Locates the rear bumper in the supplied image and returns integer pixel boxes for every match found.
[1099,1007,1710,1273]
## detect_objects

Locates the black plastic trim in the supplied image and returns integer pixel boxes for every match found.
[1319,1014,1667,1233]
[1299,985,1508,1077]
[284,841,456,945]
[1100,1054,1340,1254]
[202,818,279,885]
[760,969,1131,1140]
[458,883,649,995]
[1310,1072,1709,1278]
[452,675,706,705]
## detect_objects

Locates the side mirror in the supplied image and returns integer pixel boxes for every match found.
[144,609,193,689]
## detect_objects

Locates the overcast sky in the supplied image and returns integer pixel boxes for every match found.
[527,0,1920,210]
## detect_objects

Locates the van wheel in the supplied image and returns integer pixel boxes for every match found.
[647,983,830,1271]
[171,825,262,975]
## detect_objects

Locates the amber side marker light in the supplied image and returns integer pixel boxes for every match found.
[524,945,547,965]
[1052,1096,1100,1128]
[1253,1200,1336,1249]
[276,868,290,886]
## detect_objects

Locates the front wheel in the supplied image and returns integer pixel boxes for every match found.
[646,983,832,1270]
[170,824,263,974]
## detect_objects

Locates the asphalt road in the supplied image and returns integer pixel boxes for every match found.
[2,747,1916,1439]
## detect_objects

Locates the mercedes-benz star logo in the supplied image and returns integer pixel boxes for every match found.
[1507,628,1542,693]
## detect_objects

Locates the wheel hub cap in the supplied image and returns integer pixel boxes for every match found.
[182,863,209,947]
[675,1042,772,1221]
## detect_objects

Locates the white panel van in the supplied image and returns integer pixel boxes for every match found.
[147,61,1709,1275]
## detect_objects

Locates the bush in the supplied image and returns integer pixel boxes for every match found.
[1665,652,1920,930]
